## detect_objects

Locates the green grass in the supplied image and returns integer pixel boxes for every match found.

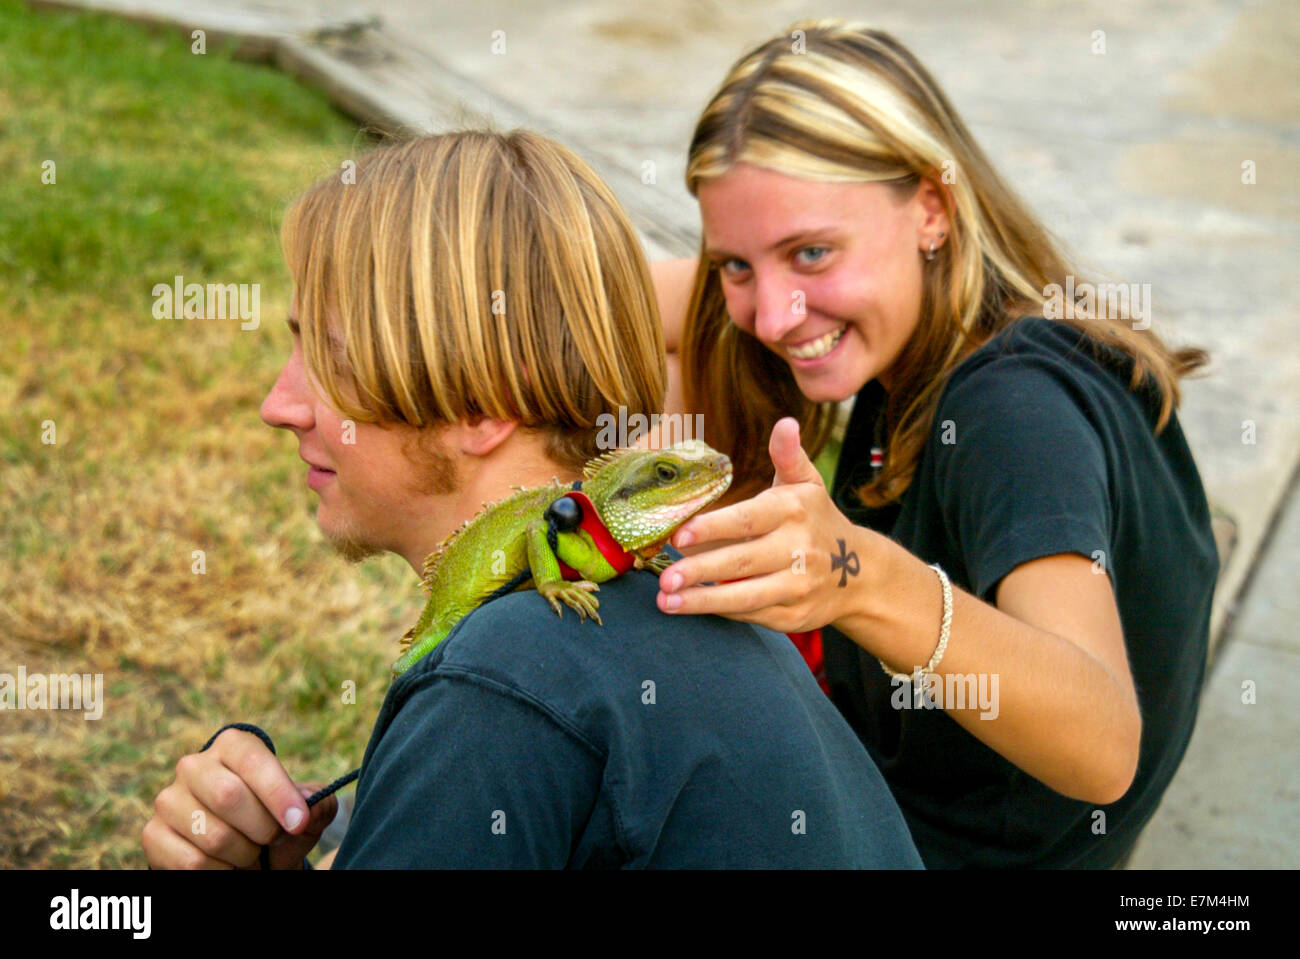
[0,0,414,868]
[0,1,355,314]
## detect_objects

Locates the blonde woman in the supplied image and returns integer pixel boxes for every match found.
[652,21,1219,868]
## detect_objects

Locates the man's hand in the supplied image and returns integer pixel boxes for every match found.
[142,727,337,869]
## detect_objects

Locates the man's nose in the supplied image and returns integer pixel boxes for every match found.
[752,272,805,344]
[260,347,314,433]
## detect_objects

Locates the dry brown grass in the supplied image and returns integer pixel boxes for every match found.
[0,0,420,868]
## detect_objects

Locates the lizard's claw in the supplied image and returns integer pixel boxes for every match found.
[638,552,674,575]
[539,580,602,626]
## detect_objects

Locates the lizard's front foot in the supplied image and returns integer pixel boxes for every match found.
[537,580,603,626]
[636,551,674,575]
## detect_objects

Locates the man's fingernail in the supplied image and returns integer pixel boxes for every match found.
[664,572,682,592]
[663,593,682,612]
[285,807,304,830]
[676,530,693,548]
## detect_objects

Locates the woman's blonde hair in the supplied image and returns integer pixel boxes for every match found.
[281,130,666,474]
[683,20,1208,506]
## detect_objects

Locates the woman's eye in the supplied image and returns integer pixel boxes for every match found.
[719,257,751,277]
[795,246,828,266]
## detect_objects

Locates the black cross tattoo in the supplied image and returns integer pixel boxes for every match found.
[831,538,860,588]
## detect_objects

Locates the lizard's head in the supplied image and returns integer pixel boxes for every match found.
[582,440,733,553]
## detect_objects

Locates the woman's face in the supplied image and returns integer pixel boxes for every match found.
[697,163,948,402]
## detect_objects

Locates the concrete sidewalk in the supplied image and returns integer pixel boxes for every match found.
[1128,465,1300,868]
[32,0,1299,868]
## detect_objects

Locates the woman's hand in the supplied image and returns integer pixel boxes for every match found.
[655,418,1143,803]
[656,417,876,634]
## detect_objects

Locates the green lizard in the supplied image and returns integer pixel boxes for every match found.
[391,439,733,677]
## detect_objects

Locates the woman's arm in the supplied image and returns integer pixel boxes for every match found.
[649,257,696,355]
[648,258,697,420]
[657,418,1142,805]
[837,529,1141,805]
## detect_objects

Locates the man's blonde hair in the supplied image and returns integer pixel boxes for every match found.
[281,130,666,473]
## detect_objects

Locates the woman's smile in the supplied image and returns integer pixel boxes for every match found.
[783,323,849,363]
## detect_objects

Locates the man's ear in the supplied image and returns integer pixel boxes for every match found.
[452,417,519,457]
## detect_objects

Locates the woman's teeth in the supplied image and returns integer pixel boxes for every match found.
[786,325,846,360]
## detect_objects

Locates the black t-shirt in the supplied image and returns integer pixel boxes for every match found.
[332,546,924,869]
[824,316,1219,868]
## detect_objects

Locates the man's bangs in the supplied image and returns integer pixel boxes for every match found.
[282,189,381,423]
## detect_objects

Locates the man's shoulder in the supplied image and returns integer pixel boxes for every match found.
[439,564,762,655]
[368,557,924,869]
[399,561,808,727]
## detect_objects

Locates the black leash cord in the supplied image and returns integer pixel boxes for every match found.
[198,482,587,868]
[198,722,346,869]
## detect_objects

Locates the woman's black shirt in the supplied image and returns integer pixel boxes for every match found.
[825,316,1219,868]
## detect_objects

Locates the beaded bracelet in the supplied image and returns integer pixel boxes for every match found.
[879,563,953,681]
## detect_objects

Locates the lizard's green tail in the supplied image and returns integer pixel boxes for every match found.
[391,629,447,678]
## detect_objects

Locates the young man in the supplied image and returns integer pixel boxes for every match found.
[141,131,922,869]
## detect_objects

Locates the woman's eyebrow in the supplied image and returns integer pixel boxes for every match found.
[767,228,841,251]
[706,228,841,260]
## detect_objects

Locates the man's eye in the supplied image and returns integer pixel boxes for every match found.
[795,246,828,266]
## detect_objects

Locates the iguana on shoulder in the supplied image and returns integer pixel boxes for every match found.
[390,440,733,677]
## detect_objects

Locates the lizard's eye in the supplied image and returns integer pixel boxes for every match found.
[656,463,677,483]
